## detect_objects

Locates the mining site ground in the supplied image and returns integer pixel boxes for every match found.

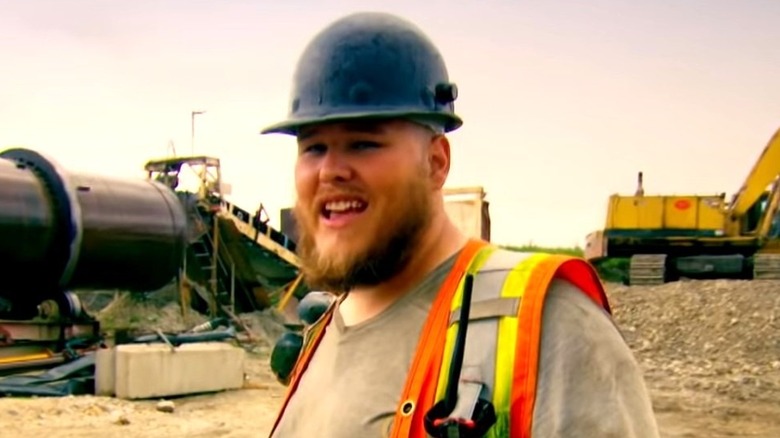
[1,279,780,437]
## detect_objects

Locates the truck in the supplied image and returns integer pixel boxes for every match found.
[584,126,780,285]
[442,186,491,242]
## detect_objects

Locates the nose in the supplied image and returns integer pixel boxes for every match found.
[319,149,353,183]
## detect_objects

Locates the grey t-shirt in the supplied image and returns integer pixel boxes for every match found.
[271,252,659,437]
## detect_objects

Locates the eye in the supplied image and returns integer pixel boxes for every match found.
[300,143,326,155]
[350,141,381,151]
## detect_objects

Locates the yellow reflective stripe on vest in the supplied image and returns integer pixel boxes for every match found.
[433,248,552,437]
[493,252,549,435]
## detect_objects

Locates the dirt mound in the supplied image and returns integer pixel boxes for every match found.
[92,292,208,334]
[235,308,291,349]
[606,279,780,405]
[78,287,292,353]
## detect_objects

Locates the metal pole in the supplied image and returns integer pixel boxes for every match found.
[191,110,206,155]
[191,112,194,155]
[231,263,235,314]
[211,217,219,317]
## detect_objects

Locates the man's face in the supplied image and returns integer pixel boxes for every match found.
[292,119,439,293]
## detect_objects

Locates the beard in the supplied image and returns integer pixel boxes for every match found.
[293,170,433,294]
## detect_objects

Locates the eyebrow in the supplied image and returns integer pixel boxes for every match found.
[297,121,387,141]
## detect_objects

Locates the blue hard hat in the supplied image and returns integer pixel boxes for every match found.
[261,12,463,136]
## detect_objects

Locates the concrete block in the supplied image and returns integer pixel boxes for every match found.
[113,342,245,400]
[94,347,116,396]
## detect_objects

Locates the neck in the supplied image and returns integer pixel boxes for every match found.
[339,207,468,327]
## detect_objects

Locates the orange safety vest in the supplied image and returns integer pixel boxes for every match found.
[268,239,610,437]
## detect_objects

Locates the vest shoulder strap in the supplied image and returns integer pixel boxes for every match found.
[431,248,610,438]
[389,239,493,437]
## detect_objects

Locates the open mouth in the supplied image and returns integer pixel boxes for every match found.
[321,199,368,220]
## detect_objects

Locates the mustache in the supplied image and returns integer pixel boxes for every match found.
[313,188,367,203]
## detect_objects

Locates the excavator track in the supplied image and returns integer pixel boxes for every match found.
[629,254,667,286]
[753,254,780,280]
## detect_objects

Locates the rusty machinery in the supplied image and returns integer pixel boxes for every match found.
[0,147,188,373]
[143,155,307,318]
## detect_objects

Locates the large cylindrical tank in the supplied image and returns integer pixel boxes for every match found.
[0,148,188,306]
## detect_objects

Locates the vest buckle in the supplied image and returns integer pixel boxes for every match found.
[423,388,496,437]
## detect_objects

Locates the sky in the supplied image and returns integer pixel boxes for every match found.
[1,0,778,248]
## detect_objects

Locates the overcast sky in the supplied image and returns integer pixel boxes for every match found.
[1,0,778,247]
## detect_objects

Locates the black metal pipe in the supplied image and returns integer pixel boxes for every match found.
[0,158,58,282]
[0,148,188,305]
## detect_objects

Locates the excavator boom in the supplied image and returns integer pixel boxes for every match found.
[728,127,780,219]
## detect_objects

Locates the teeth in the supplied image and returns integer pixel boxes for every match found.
[325,200,364,212]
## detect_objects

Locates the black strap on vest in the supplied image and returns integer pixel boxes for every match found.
[423,274,497,437]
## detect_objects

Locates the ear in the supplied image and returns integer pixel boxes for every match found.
[427,134,451,189]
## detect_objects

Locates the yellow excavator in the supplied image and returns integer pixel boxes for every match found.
[585,126,780,285]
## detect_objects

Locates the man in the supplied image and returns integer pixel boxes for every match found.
[261,11,660,438]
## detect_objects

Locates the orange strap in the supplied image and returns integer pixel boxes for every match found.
[556,257,611,314]
[268,295,339,435]
[510,255,610,437]
[388,238,489,438]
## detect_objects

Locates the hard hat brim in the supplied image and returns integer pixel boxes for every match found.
[260,110,463,136]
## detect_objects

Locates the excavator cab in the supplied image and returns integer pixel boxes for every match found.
[743,192,770,234]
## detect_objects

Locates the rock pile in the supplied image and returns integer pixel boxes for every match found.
[606,279,780,404]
